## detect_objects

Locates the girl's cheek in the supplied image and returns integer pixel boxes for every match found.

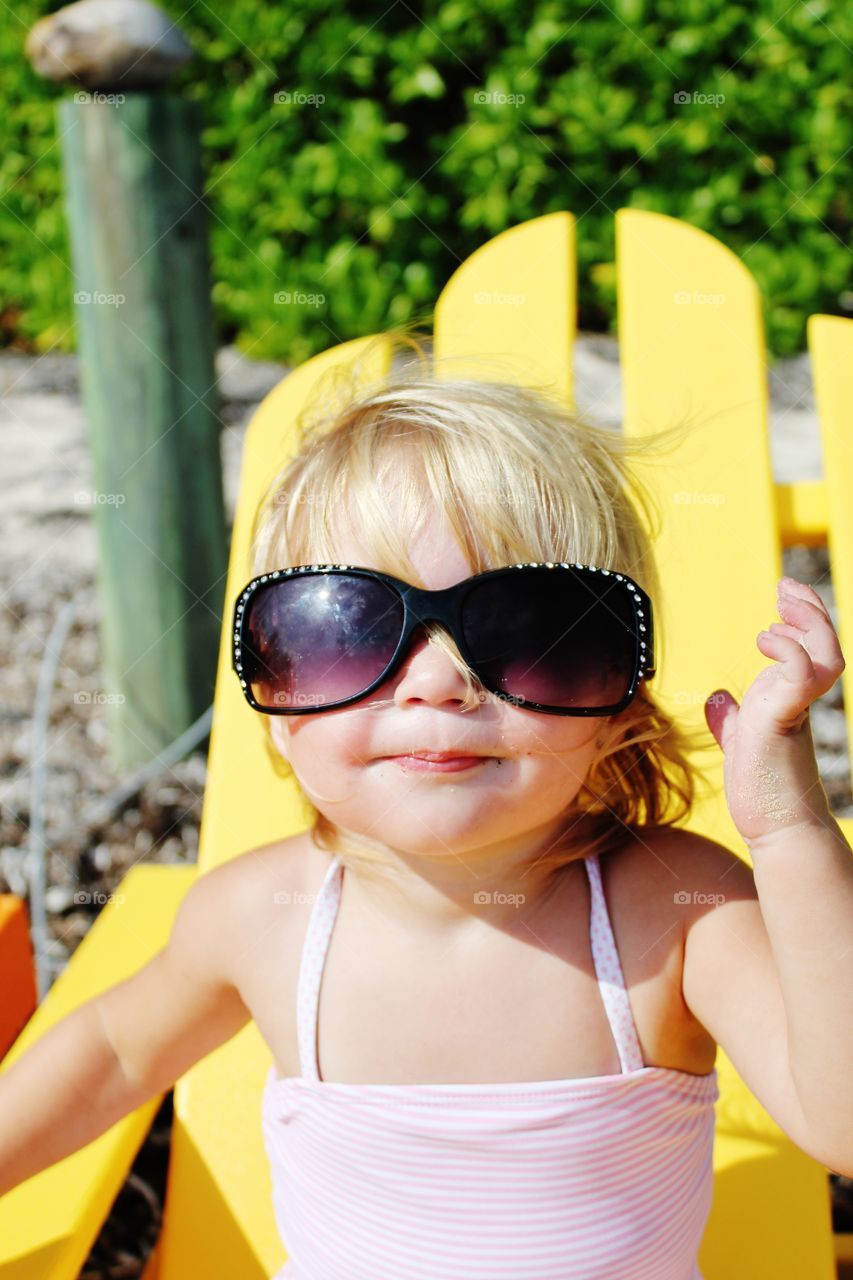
[290,757,363,806]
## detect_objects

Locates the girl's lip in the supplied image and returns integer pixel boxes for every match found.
[382,754,492,773]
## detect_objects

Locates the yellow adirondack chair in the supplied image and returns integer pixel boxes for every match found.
[1,209,850,1280]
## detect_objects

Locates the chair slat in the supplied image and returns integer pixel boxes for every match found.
[809,314,853,808]
[776,480,829,548]
[153,335,393,1279]
[434,210,576,406]
[617,207,780,850]
[199,335,394,873]
[618,207,834,1280]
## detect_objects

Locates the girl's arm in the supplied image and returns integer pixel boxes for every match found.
[0,997,156,1196]
[0,860,253,1196]
[692,576,853,1175]
[677,827,853,1176]
[742,817,853,1164]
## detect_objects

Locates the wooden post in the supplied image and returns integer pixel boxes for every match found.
[26,0,228,769]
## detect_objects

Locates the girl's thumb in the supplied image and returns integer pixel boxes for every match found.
[704,688,738,752]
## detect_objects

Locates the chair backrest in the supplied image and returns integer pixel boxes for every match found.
[150,210,851,1280]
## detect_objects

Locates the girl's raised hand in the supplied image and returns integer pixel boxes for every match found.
[703,576,846,850]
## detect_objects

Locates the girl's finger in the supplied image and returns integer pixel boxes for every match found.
[775,593,844,677]
[757,628,816,686]
[768,622,803,641]
[778,577,831,623]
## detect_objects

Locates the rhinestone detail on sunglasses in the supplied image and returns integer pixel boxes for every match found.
[231,562,654,711]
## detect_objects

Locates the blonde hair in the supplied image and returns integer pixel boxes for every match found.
[248,325,717,882]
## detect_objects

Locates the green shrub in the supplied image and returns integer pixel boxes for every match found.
[2,0,851,361]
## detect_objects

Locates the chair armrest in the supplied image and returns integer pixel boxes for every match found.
[0,863,196,1280]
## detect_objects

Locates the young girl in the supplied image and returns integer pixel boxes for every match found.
[2,338,852,1280]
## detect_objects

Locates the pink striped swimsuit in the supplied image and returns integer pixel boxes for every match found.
[261,853,719,1279]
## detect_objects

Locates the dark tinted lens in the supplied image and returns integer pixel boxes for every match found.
[242,574,404,710]
[462,569,637,709]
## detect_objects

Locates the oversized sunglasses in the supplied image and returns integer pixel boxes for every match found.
[231,561,655,717]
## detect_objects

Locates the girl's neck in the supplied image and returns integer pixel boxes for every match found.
[314,826,580,940]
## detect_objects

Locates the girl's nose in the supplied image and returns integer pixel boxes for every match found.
[388,626,478,709]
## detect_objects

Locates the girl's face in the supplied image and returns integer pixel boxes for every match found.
[269,500,620,868]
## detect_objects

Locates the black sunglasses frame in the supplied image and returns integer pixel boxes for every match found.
[232,561,656,718]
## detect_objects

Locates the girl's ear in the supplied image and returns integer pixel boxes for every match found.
[268,716,291,763]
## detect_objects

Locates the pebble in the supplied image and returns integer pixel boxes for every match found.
[45,883,77,913]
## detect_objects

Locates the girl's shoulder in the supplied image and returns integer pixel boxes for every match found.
[197,829,332,899]
[610,821,752,890]
[195,830,333,975]
[608,823,758,954]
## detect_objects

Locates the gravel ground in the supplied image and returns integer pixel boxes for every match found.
[1,339,850,1274]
